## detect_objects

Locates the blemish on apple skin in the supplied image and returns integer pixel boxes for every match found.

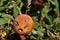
[13,20,19,27]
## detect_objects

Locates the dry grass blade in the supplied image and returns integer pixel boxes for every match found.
[47,30,60,40]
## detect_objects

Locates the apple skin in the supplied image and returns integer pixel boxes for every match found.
[13,14,34,35]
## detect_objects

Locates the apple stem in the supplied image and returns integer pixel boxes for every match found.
[20,12,22,15]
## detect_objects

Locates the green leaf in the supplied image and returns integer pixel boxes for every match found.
[16,0,23,9]
[29,34,36,40]
[45,15,53,24]
[41,6,52,24]
[0,7,6,11]
[13,4,19,17]
[54,0,59,13]
[37,26,45,37]
[0,18,7,25]
[42,6,52,16]
[48,0,59,13]
[57,23,60,29]
[0,0,11,11]
[0,13,14,19]
[27,0,31,7]
[48,0,55,5]
[20,1,23,9]
[9,30,15,35]
[34,22,39,29]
